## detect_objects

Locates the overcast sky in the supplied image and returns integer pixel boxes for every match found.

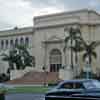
[0,0,100,30]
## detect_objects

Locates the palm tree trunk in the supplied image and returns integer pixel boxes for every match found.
[75,51,78,76]
[71,38,73,69]
[86,55,92,79]
[75,40,78,76]
[75,51,78,65]
[64,47,67,68]
[89,55,92,65]
[75,40,78,64]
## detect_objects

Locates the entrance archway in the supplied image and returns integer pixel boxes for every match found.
[49,49,62,72]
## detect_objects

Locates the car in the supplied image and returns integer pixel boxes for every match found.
[45,79,100,100]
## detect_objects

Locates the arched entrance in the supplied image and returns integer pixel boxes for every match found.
[49,49,62,72]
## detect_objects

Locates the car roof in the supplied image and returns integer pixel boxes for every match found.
[59,79,98,85]
[64,79,97,82]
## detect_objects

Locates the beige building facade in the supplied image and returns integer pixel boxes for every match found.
[0,9,100,79]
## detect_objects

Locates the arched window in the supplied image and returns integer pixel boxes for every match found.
[15,38,18,46]
[10,39,13,47]
[25,37,29,47]
[49,49,62,72]
[5,40,8,48]
[20,37,24,45]
[1,40,4,49]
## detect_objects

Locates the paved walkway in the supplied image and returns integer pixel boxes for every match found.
[6,93,44,100]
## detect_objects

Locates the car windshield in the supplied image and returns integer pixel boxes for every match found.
[84,80,100,89]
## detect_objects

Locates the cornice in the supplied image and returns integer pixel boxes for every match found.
[34,21,100,30]
[0,27,34,37]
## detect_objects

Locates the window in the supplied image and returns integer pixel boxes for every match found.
[1,40,4,49]
[61,82,84,89]
[15,38,18,46]
[10,39,14,47]
[84,80,100,89]
[20,37,24,45]
[5,40,8,48]
[25,37,29,47]
[73,83,84,89]
[61,83,73,89]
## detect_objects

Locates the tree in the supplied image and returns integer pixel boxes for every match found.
[82,40,100,78]
[71,38,84,75]
[16,44,34,69]
[64,27,82,69]
[1,50,16,70]
[2,44,34,71]
[82,41,100,65]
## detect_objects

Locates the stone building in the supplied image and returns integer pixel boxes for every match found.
[0,9,100,79]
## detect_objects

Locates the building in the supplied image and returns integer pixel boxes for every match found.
[0,9,100,80]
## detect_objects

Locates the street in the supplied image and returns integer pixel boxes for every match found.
[6,93,44,100]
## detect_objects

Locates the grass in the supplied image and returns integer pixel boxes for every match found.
[0,86,50,94]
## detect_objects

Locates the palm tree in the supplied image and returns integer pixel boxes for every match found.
[64,27,82,69]
[1,50,16,70]
[83,41,100,65]
[1,49,17,79]
[2,44,34,71]
[82,41,100,78]
[71,39,84,74]
[16,44,34,68]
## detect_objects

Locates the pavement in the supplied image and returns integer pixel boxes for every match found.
[6,93,44,100]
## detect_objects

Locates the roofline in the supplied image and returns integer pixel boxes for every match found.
[0,26,33,33]
[89,9,100,17]
[34,9,100,20]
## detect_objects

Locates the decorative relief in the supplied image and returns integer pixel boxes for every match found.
[46,35,63,42]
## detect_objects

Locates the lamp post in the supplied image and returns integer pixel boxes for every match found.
[42,66,48,86]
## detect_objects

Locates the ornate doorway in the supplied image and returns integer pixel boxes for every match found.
[49,49,62,72]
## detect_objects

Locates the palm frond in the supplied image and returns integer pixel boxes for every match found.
[63,46,66,52]
[75,28,81,34]
[83,53,88,61]
[91,41,100,49]
[71,46,84,52]
[1,53,10,61]
[2,57,9,61]
[64,37,70,43]
[91,51,97,58]
[0,53,8,57]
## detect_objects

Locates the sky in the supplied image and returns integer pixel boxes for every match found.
[0,0,100,30]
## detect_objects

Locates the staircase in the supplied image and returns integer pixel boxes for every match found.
[6,71,60,85]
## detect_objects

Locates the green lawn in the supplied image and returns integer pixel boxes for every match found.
[0,86,50,94]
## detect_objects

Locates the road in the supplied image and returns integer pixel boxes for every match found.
[6,93,44,100]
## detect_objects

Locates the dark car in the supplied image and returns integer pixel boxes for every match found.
[45,79,100,100]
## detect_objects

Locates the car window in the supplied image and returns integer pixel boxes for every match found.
[61,83,73,89]
[60,82,84,89]
[84,80,100,89]
[92,81,100,88]
[84,82,96,89]
[73,83,84,89]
